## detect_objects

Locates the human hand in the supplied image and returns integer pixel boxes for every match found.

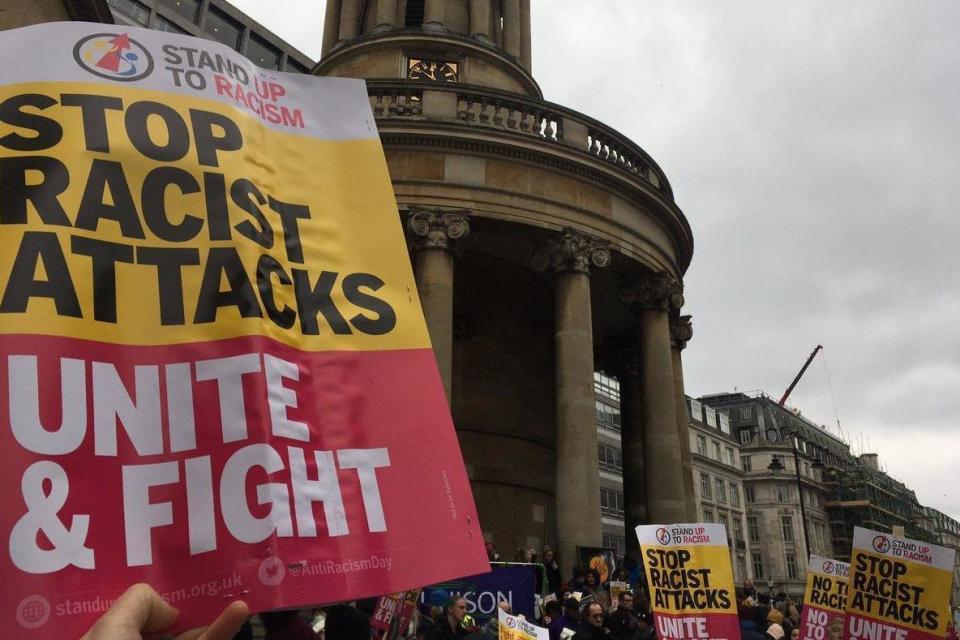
[81,583,249,640]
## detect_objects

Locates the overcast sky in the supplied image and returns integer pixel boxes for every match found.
[230,0,959,521]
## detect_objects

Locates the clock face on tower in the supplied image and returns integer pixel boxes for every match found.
[407,58,459,82]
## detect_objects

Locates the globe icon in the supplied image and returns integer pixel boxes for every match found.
[16,595,50,629]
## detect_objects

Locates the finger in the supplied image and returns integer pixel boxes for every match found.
[83,583,180,638]
[175,601,249,640]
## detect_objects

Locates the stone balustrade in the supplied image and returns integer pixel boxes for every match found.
[366,80,672,199]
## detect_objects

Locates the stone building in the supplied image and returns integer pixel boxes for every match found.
[316,0,696,571]
[918,507,960,609]
[701,392,838,597]
[686,397,753,586]
[5,0,697,573]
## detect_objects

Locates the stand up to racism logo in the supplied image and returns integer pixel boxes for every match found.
[72,33,154,81]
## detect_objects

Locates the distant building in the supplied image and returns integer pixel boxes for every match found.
[701,392,838,597]
[919,506,960,609]
[0,0,313,72]
[686,397,753,586]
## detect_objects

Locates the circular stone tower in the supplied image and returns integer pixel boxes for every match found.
[316,0,696,570]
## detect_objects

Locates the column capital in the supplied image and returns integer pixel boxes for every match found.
[531,227,611,275]
[618,271,684,312]
[671,314,694,350]
[406,208,471,253]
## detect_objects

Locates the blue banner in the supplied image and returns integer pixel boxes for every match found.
[421,565,538,622]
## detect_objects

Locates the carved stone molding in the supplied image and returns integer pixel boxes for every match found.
[618,271,685,312]
[406,208,471,253]
[531,227,611,275]
[671,314,694,350]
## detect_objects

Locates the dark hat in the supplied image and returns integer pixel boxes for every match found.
[325,605,371,640]
[564,598,580,610]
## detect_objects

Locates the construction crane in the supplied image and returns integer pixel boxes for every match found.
[779,344,823,406]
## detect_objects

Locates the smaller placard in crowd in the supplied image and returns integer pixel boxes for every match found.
[798,555,849,640]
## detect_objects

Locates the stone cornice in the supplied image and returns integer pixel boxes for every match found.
[376,128,693,274]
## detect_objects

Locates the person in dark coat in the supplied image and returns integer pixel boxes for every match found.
[542,546,563,596]
[604,592,638,640]
[572,603,607,640]
[325,605,371,640]
[261,610,320,640]
[426,597,469,640]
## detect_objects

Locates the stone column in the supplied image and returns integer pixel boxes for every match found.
[424,0,445,30]
[407,210,470,403]
[519,0,532,70]
[469,0,492,42]
[620,273,687,524]
[612,347,644,561]
[671,314,696,520]
[502,0,521,58]
[373,0,397,32]
[321,0,342,55]
[533,228,610,575]
[338,0,361,42]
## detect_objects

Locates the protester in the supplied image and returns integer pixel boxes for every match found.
[569,567,586,592]
[826,617,843,640]
[324,605,371,640]
[582,569,610,611]
[543,600,566,640]
[486,542,501,562]
[789,629,799,640]
[572,603,607,640]
[261,610,320,640]
[557,598,582,635]
[738,603,766,640]
[427,597,469,640]
[81,583,248,640]
[766,622,785,640]
[464,601,510,640]
[542,545,563,595]
[636,612,656,640]
[604,591,637,640]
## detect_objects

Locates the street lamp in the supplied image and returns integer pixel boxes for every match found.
[768,435,825,565]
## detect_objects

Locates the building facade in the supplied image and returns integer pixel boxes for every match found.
[919,507,960,609]
[7,0,698,573]
[686,397,752,586]
[701,392,838,597]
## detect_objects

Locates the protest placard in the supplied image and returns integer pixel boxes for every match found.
[499,607,549,640]
[636,523,738,640]
[423,565,538,622]
[0,21,488,637]
[798,555,849,640]
[844,527,955,640]
[578,546,617,584]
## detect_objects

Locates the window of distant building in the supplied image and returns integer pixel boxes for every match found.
[600,488,624,518]
[703,509,714,523]
[688,398,703,421]
[705,406,717,428]
[752,552,764,579]
[742,455,752,472]
[603,534,625,556]
[204,7,243,50]
[778,485,792,502]
[712,441,722,460]
[786,552,798,579]
[725,447,736,466]
[598,444,623,474]
[745,486,756,503]
[696,435,706,456]
[739,428,754,445]
[741,407,752,420]
[747,516,760,543]
[247,33,282,69]
[701,473,711,497]
[158,0,200,23]
[733,518,744,543]
[150,13,187,33]
[715,477,726,502]
[286,59,311,74]
[595,401,621,433]
[737,555,748,580]
[781,515,794,542]
[718,512,729,535]
[719,412,731,434]
[730,482,740,507]
[594,372,620,401]
[107,0,149,25]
